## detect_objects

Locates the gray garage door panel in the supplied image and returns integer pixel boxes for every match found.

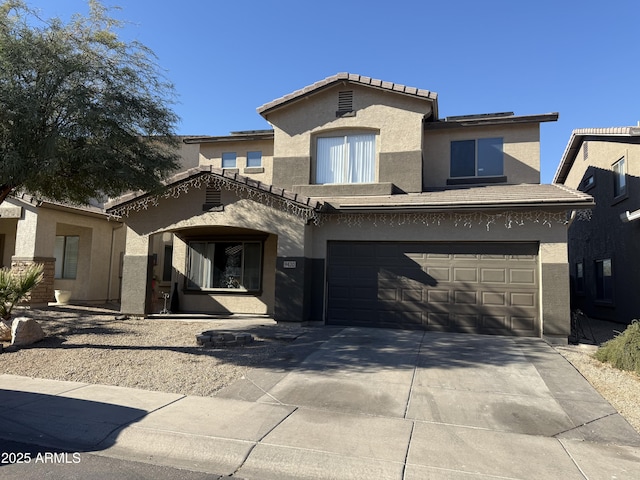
[326,242,539,336]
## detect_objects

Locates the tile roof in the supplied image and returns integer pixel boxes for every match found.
[257,73,437,116]
[10,193,110,218]
[554,126,640,183]
[319,184,594,212]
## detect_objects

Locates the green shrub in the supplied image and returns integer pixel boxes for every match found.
[595,320,640,375]
[0,264,44,320]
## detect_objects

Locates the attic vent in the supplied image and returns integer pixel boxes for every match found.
[336,90,355,117]
[203,187,223,211]
[583,141,589,161]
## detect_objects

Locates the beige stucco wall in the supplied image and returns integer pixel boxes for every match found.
[310,212,567,257]
[264,84,432,192]
[199,139,274,184]
[562,140,640,190]
[423,123,541,188]
[121,185,310,315]
[45,209,124,303]
[177,141,202,172]
[4,201,124,304]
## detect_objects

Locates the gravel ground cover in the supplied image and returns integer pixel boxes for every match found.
[1,305,639,434]
[0,306,298,397]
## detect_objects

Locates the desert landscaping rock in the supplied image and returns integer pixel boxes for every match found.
[197,331,255,347]
[10,317,45,346]
[0,320,11,342]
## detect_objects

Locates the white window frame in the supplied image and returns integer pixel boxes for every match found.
[222,152,237,169]
[247,151,262,167]
[316,133,376,184]
[613,157,626,197]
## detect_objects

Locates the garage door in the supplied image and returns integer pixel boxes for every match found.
[326,242,539,336]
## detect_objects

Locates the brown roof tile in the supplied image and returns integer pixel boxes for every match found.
[257,73,437,116]
[105,166,324,212]
[319,184,593,212]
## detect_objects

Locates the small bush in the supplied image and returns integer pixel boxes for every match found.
[595,320,640,375]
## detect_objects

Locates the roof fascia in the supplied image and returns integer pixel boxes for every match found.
[424,113,559,131]
[183,132,274,144]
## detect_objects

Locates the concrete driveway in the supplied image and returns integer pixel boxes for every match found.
[2,326,640,479]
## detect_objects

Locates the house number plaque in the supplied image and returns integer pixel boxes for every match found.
[283,261,297,269]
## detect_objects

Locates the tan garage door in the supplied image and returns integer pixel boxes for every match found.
[326,242,539,336]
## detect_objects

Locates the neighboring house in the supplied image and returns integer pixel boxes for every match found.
[0,137,200,307]
[106,73,593,342]
[554,126,640,325]
[0,194,125,306]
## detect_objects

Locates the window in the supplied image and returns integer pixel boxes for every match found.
[316,133,375,184]
[187,241,261,291]
[247,151,262,167]
[162,245,173,282]
[575,262,584,294]
[580,175,595,191]
[613,157,626,197]
[222,152,236,168]
[450,137,503,178]
[595,258,613,302]
[54,236,79,279]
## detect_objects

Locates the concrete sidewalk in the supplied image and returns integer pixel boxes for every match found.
[1,328,640,479]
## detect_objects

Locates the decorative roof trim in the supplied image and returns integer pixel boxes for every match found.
[105,166,325,224]
[257,73,438,117]
[554,126,640,184]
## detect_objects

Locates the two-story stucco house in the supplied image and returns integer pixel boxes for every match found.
[107,73,593,342]
[554,126,640,325]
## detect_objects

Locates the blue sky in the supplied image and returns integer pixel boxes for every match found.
[25,0,640,183]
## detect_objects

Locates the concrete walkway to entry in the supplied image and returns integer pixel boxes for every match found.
[1,327,640,479]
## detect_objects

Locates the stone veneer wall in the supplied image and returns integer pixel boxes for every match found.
[11,257,56,307]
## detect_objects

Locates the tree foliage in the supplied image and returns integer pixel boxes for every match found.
[0,0,180,205]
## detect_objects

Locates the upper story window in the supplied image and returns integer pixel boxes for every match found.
[316,133,376,184]
[222,152,237,169]
[613,157,626,198]
[450,137,503,178]
[247,151,262,167]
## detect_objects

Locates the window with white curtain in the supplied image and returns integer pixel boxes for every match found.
[187,241,261,291]
[54,235,79,279]
[316,133,376,184]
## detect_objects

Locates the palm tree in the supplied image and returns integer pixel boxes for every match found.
[0,264,44,320]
